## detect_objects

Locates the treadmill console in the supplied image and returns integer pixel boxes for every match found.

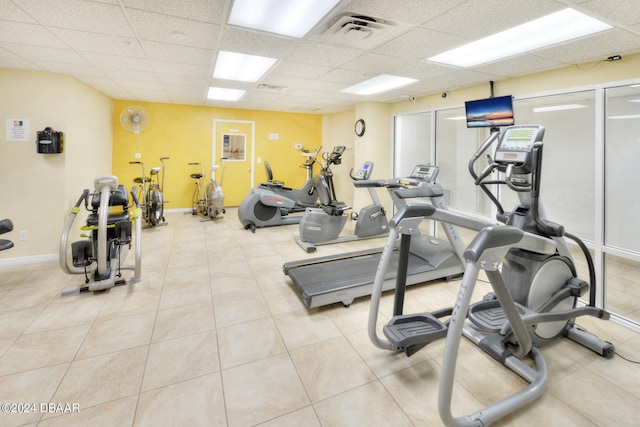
[494,125,545,173]
[410,164,439,183]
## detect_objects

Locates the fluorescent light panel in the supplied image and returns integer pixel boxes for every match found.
[533,104,588,112]
[213,51,277,82]
[228,0,341,38]
[341,74,418,95]
[207,87,246,101]
[428,8,612,67]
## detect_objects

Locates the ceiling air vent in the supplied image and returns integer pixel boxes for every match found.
[310,12,411,49]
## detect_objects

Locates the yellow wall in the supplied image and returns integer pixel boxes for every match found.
[112,101,323,209]
[0,68,112,260]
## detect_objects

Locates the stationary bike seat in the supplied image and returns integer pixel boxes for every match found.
[133,177,149,184]
[191,173,203,179]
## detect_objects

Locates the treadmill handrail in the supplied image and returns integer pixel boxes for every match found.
[390,203,493,232]
[392,185,444,199]
[352,179,408,188]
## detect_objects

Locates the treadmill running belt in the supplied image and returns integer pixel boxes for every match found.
[285,249,433,306]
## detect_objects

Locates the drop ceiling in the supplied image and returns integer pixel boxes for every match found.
[1,0,639,114]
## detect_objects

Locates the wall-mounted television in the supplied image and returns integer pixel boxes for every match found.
[465,95,515,128]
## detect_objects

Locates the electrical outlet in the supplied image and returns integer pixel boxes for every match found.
[135,152,141,159]
[20,230,27,241]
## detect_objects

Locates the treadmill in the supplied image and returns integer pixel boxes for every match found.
[283,165,479,308]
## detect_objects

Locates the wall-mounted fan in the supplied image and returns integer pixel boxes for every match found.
[120,106,150,134]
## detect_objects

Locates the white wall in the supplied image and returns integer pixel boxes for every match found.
[0,69,113,260]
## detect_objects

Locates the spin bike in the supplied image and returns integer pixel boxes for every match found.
[59,175,142,296]
[295,160,388,253]
[368,124,614,426]
[129,157,169,227]
[238,147,337,232]
[189,162,225,220]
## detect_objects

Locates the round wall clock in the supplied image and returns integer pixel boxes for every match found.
[354,118,366,137]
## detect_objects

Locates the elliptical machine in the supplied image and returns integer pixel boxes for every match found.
[367,124,614,426]
[238,146,340,232]
[59,175,142,296]
[294,161,388,253]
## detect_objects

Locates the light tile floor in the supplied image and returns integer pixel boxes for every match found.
[0,209,639,426]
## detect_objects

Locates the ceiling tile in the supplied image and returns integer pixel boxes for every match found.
[51,29,145,57]
[0,1,38,22]
[534,28,640,65]
[18,0,133,37]
[577,0,640,26]
[421,0,562,40]
[0,21,67,48]
[270,61,333,80]
[341,52,414,75]
[217,26,295,58]
[373,27,469,60]
[126,9,220,49]
[122,0,229,24]
[142,41,214,66]
[285,42,363,67]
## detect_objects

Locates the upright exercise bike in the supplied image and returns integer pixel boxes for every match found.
[59,175,142,296]
[189,161,225,221]
[368,124,614,426]
[238,147,338,232]
[129,157,169,227]
[206,160,226,219]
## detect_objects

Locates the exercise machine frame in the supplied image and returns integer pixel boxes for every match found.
[59,175,142,296]
[368,124,614,426]
[294,161,389,253]
[130,157,169,227]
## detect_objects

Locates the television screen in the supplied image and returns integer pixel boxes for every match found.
[465,95,514,128]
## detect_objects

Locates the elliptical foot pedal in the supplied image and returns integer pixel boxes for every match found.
[383,313,447,355]
[468,300,527,333]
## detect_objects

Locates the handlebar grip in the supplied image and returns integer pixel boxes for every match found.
[130,186,140,207]
[75,190,90,208]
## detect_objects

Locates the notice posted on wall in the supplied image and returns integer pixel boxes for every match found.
[6,118,30,142]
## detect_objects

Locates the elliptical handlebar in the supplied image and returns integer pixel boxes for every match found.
[468,125,564,236]
[322,146,346,168]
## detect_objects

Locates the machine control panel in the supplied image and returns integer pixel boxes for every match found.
[494,126,544,164]
[351,161,374,180]
[409,164,439,182]
[494,125,545,174]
